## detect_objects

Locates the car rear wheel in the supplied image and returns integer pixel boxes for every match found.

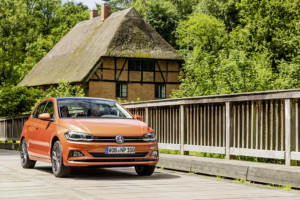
[20,139,36,168]
[135,165,156,176]
[51,141,71,178]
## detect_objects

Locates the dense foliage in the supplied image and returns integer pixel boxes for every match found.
[0,81,84,117]
[0,0,89,117]
[172,0,300,97]
[1,0,300,116]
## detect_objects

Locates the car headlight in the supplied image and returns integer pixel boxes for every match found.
[142,132,156,142]
[64,131,94,142]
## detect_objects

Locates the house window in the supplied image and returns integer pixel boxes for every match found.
[128,59,155,71]
[116,83,127,98]
[155,84,166,99]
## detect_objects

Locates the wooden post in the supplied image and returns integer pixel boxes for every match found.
[145,107,149,125]
[285,99,291,166]
[180,105,185,155]
[226,102,231,160]
[4,120,7,142]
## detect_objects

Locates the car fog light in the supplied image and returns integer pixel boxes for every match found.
[151,150,158,157]
[69,151,84,157]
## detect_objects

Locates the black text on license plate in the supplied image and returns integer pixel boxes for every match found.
[105,147,135,154]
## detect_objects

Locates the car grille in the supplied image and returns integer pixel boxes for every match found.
[91,136,144,143]
[71,158,158,162]
[89,152,148,158]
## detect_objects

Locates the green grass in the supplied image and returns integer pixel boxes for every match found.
[188,151,225,159]
[159,149,181,155]
[231,155,285,165]
[278,185,292,191]
[159,149,225,159]
[216,175,224,181]
[0,140,20,144]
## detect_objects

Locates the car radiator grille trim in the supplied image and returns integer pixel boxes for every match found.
[71,159,158,162]
[89,152,148,158]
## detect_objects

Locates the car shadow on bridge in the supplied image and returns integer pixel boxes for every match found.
[34,166,181,180]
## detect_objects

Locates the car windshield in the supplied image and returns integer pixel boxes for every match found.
[57,99,133,119]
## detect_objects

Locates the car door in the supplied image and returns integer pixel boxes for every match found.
[27,101,47,157]
[37,101,56,158]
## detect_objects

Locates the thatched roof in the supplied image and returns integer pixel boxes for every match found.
[19,7,183,87]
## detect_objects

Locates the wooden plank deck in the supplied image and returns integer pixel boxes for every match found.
[1,149,300,199]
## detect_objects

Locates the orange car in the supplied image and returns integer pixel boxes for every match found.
[20,97,158,177]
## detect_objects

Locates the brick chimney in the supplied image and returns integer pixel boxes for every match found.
[101,3,111,21]
[90,10,98,19]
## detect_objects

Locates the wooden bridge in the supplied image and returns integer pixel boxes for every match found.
[2,90,300,190]
[1,89,300,166]
[125,89,300,166]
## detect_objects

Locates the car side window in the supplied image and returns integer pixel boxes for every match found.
[33,101,47,118]
[44,101,55,120]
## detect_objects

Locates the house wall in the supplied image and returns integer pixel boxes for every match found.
[89,82,179,101]
[88,57,181,101]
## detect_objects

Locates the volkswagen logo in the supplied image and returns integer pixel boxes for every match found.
[115,135,124,144]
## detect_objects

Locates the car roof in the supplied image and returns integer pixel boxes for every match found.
[55,97,116,103]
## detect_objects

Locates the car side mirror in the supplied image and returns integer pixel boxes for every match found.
[134,115,143,121]
[38,113,51,120]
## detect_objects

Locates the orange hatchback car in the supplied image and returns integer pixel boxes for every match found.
[20,97,158,177]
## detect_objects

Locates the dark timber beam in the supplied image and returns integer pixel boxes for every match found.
[114,57,117,81]
[117,59,128,81]
[156,61,166,83]
[89,79,179,84]
[101,63,103,80]
[166,60,168,83]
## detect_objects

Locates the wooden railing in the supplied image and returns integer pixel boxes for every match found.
[124,89,300,166]
[1,90,300,166]
[0,115,29,141]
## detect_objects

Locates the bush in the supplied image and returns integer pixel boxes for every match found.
[0,80,85,117]
[0,85,42,117]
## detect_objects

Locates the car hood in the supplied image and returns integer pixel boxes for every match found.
[59,118,148,136]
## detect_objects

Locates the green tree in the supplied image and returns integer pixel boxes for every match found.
[144,0,179,47]
[173,0,300,97]
[43,80,85,99]
[195,0,240,31]
[0,86,42,117]
[236,0,300,69]
[173,13,228,96]
[0,0,30,85]
[0,0,89,86]
[0,81,85,117]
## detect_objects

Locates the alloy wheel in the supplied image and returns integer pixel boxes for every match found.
[52,144,61,173]
[20,140,27,164]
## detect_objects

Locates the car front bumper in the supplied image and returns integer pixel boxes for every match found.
[62,141,159,167]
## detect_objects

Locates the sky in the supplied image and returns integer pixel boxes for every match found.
[62,0,103,9]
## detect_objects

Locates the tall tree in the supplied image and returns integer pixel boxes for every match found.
[0,0,89,86]
[173,0,300,97]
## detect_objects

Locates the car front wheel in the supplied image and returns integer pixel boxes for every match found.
[51,141,71,177]
[135,165,156,176]
[20,139,36,168]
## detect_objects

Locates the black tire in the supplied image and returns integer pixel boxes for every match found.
[51,141,71,178]
[135,165,156,176]
[20,139,36,168]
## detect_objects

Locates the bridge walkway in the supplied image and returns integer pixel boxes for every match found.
[1,149,300,200]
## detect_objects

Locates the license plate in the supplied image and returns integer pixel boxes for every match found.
[105,147,135,154]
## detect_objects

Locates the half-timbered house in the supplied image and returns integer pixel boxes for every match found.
[19,4,184,101]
